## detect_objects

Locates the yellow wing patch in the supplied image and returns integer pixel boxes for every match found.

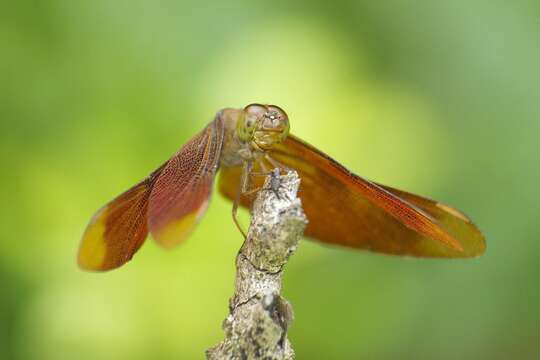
[78,181,152,271]
[151,212,198,248]
[151,200,209,248]
[78,208,109,270]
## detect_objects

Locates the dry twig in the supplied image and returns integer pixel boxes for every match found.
[207,171,307,360]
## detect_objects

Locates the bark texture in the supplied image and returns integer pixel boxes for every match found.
[207,171,307,360]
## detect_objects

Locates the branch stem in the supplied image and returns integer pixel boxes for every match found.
[207,171,307,360]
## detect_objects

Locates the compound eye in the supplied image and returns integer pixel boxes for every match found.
[243,103,267,128]
[267,105,288,123]
[263,105,288,130]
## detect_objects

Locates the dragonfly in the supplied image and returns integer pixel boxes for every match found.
[78,104,486,271]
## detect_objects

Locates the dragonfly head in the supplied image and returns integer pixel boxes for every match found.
[237,103,290,151]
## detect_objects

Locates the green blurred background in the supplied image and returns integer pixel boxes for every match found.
[1,1,539,359]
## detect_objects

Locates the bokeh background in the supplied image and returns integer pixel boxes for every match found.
[2,1,539,359]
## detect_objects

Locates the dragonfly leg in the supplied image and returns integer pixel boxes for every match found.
[231,158,288,239]
[248,158,272,177]
[242,186,263,197]
[265,154,291,173]
[243,158,278,195]
[258,158,270,174]
[232,161,252,240]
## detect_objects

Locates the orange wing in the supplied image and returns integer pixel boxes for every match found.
[78,164,165,271]
[219,134,485,258]
[148,117,224,248]
[78,117,225,271]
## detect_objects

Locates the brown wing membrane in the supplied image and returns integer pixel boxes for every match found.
[78,164,165,271]
[79,116,225,271]
[219,134,485,258]
[374,184,486,256]
[148,117,224,248]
